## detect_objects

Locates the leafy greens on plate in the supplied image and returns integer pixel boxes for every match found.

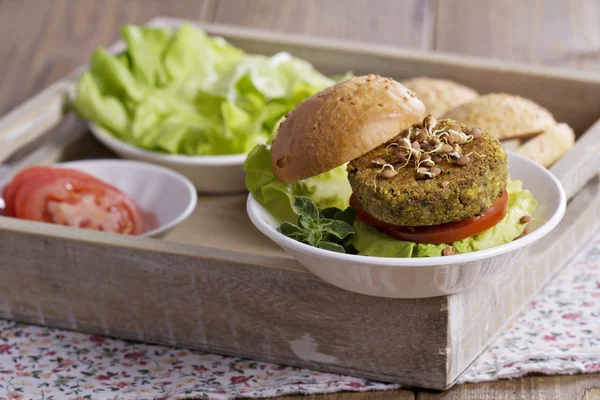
[244,145,538,258]
[73,24,343,156]
[279,196,356,253]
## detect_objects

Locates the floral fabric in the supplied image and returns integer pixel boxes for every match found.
[1,235,599,399]
[459,234,600,383]
[0,322,397,400]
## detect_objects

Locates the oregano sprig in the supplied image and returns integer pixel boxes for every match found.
[278,196,356,253]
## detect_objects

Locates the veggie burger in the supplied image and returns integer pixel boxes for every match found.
[246,74,536,257]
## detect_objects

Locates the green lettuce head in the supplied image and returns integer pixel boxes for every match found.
[73,24,338,156]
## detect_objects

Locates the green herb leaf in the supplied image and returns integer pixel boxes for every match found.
[318,241,346,253]
[279,221,303,236]
[320,207,342,220]
[307,229,323,247]
[288,232,309,241]
[278,222,309,242]
[322,220,356,240]
[334,207,356,226]
[278,196,357,254]
[316,219,333,228]
[299,216,318,230]
[294,196,319,221]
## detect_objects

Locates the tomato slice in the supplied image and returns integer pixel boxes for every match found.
[17,177,145,235]
[3,167,52,217]
[3,167,106,217]
[351,190,508,244]
[6,167,145,235]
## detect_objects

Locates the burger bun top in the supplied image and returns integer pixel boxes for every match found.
[271,74,426,183]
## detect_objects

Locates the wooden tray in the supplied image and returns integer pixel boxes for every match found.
[1,17,600,390]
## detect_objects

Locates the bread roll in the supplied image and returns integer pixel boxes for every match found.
[443,93,556,140]
[401,77,478,117]
[517,123,575,167]
[271,75,426,183]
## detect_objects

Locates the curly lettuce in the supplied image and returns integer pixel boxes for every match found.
[73,24,337,156]
[243,144,352,223]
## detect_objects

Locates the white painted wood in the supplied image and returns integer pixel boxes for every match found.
[0,81,72,164]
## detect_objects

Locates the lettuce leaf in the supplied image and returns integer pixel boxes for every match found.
[121,25,171,87]
[452,180,536,254]
[243,144,352,223]
[72,72,130,135]
[74,24,336,156]
[246,146,538,258]
[89,48,145,101]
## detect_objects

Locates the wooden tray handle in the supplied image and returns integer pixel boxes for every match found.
[0,80,73,164]
[551,119,600,200]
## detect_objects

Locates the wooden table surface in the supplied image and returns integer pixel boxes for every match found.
[1,0,599,399]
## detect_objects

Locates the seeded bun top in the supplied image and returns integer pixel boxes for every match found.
[271,75,426,183]
[443,93,556,140]
[401,77,478,117]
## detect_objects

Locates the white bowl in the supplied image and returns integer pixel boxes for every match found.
[19,159,197,238]
[89,124,247,194]
[247,152,566,298]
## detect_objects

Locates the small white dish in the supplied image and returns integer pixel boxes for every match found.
[89,124,247,194]
[54,159,197,238]
[247,152,567,298]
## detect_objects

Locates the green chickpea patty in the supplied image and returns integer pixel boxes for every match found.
[347,118,508,226]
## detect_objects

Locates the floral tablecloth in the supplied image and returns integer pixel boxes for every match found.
[1,234,599,400]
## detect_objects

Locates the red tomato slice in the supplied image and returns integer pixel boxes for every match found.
[3,167,106,217]
[11,170,145,235]
[351,190,508,244]
[3,167,52,217]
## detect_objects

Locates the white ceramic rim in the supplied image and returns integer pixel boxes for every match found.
[56,159,198,238]
[89,123,248,166]
[246,153,567,267]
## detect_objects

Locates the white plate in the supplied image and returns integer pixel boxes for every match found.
[89,124,247,194]
[247,152,567,298]
[1,159,197,238]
